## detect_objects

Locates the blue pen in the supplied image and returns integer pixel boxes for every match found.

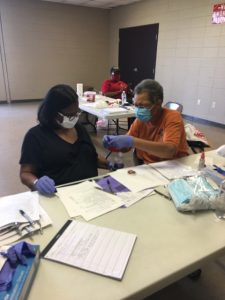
[19,209,35,227]
[213,165,225,176]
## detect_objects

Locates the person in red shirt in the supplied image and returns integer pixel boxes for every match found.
[102,79,189,164]
[101,67,129,99]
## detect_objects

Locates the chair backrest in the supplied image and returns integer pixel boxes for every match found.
[164,101,183,113]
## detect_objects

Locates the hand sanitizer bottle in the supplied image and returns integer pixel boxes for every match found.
[121,91,127,105]
[198,152,205,170]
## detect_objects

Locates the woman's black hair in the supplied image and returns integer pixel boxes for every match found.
[38,84,78,129]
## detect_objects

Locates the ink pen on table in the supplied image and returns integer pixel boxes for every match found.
[154,189,171,200]
[19,209,35,227]
[94,186,115,195]
[213,164,225,176]
[107,179,115,194]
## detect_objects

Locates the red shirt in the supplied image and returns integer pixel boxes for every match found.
[101,80,128,99]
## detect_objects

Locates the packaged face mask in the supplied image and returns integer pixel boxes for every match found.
[168,179,193,207]
[168,176,220,212]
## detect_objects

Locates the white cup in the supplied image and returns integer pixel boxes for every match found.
[76,83,83,97]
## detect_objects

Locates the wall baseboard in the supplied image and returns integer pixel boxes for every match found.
[183,114,225,129]
[0,101,224,129]
[0,99,42,104]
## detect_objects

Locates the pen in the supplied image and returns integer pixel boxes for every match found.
[106,151,112,159]
[213,165,225,176]
[154,189,171,200]
[107,179,115,194]
[19,209,35,227]
[94,186,116,195]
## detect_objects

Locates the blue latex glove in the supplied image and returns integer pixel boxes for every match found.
[103,135,134,150]
[34,175,56,195]
[0,242,36,291]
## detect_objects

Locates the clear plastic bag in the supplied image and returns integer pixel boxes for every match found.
[168,175,225,212]
[212,180,225,212]
[96,118,108,129]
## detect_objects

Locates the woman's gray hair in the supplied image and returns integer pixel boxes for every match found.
[134,79,163,103]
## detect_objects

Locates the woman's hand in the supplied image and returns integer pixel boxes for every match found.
[34,176,56,195]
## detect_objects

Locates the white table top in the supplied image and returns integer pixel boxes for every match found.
[28,151,225,300]
[79,95,135,120]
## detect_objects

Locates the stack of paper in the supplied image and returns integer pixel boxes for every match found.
[101,107,128,115]
[0,191,52,246]
[150,160,198,179]
[0,192,40,228]
[57,181,124,221]
[110,165,169,193]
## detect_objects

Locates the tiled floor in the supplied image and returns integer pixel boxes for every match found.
[1,101,225,300]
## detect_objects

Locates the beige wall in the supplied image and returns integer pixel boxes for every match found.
[0,0,109,101]
[0,0,224,124]
[0,57,6,101]
[109,0,225,124]
[0,9,7,100]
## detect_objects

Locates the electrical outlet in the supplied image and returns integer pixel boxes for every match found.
[212,101,216,109]
[197,99,201,105]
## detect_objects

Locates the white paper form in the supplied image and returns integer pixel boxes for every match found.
[57,181,124,220]
[110,165,169,193]
[43,220,136,280]
[0,191,40,228]
[117,189,155,207]
[150,160,198,180]
[57,181,95,217]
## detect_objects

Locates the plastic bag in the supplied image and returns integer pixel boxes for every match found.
[168,175,225,212]
[185,123,209,145]
[96,118,108,129]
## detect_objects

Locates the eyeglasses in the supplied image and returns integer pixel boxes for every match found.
[134,104,154,110]
[133,97,154,109]
[58,111,81,121]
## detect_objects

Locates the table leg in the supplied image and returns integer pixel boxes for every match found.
[80,112,97,133]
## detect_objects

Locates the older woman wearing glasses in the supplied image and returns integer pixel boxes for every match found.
[19,84,108,195]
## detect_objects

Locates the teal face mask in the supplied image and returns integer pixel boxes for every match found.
[135,107,152,122]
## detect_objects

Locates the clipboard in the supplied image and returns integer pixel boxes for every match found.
[41,219,72,257]
[41,219,137,280]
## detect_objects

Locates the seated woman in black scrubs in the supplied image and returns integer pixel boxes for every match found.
[19,84,108,195]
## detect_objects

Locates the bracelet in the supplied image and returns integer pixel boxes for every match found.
[33,179,38,186]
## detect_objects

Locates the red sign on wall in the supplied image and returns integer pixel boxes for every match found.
[212,3,225,24]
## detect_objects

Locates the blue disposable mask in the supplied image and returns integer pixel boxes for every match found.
[135,107,152,122]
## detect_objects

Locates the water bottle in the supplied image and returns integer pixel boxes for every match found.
[121,91,127,105]
[114,152,124,169]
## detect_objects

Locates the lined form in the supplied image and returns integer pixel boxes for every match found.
[43,220,136,280]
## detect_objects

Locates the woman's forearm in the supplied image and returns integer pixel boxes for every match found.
[97,155,108,169]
